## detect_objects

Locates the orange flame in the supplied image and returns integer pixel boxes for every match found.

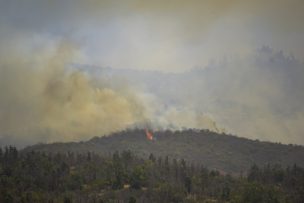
[145,129,153,141]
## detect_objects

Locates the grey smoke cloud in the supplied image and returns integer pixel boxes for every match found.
[0,42,147,147]
[82,46,304,145]
[0,0,303,146]
[0,40,221,147]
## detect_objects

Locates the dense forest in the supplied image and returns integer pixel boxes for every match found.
[25,129,304,174]
[1,146,304,203]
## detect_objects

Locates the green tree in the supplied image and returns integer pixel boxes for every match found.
[130,166,146,189]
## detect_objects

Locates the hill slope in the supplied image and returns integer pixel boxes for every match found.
[23,129,304,173]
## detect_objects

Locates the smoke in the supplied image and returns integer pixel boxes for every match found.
[1,38,303,147]
[83,46,304,145]
[179,48,304,144]
[162,108,223,133]
[0,41,222,147]
[0,42,148,146]
[112,89,223,133]
[1,0,303,146]
[1,0,303,72]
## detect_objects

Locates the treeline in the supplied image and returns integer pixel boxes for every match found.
[0,146,304,203]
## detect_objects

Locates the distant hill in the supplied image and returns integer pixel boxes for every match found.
[23,129,304,174]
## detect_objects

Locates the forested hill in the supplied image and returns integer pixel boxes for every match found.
[23,129,304,174]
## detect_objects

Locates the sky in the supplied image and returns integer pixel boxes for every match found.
[1,0,304,71]
[0,0,304,146]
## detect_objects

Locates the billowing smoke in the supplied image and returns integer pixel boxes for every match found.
[1,0,303,146]
[115,90,223,133]
[0,42,221,147]
[0,42,147,146]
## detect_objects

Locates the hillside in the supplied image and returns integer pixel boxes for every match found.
[24,129,304,174]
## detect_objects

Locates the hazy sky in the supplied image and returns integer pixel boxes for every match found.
[0,0,304,146]
[1,0,304,71]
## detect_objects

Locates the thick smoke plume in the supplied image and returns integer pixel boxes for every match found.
[0,42,220,147]
[0,43,147,146]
